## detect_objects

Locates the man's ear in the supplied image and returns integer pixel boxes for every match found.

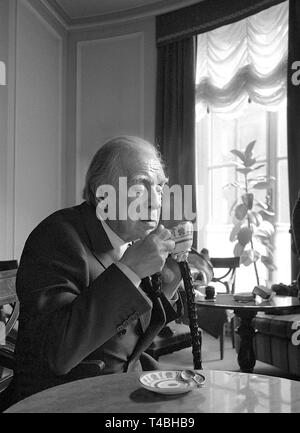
[95,186,116,220]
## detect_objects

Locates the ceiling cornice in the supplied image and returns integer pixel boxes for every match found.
[39,0,70,29]
[41,0,72,27]
[41,0,204,31]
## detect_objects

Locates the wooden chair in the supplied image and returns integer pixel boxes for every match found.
[0,265,19,397]
[210,257,240,294]
[195,254,240,359]
[145,318,192,361]
[0,261,18,272]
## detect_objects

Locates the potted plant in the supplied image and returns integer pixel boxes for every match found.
[224,140,276,287]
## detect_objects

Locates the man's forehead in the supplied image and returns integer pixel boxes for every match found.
[124,152,166,184]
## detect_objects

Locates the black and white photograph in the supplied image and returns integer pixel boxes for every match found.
[0,0,300,417]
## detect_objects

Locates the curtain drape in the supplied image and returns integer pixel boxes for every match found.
[196,2,288,119]
[155,38,197,241]
[287,0,300,280]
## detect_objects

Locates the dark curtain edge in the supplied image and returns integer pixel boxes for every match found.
[155,37,198,247]
[287,0,300,279]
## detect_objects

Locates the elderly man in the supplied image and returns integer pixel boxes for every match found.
[8,136,183,405]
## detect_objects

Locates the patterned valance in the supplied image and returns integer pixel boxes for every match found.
[156,0,286,46]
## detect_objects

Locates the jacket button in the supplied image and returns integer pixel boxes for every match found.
[116,323,127,334]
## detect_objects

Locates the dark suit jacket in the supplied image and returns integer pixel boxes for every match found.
[11,202,181,403]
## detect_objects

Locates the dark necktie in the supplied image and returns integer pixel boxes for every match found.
[141,275,162,301]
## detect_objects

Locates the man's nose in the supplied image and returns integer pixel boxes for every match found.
[148,186,161,210]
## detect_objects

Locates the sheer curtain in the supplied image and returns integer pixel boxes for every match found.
[196,1,288,120]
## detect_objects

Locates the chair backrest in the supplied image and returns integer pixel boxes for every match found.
[0,269,19,339]
[0,261,18,272]
[210,257,240,294]
[188,248,214,286]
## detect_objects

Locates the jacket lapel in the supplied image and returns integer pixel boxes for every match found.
[139,310,151,333]
[138,278,155,333]
[78,202,113,263]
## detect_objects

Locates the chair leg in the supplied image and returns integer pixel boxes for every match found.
[230,318,235,348]
[220,326,225,360]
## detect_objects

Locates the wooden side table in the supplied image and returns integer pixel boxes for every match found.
[196,294,300,372]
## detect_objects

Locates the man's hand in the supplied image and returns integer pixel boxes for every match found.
[160,255,182,299]
[119,225,175,279]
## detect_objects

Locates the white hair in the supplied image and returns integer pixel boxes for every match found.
[82,136,164,207]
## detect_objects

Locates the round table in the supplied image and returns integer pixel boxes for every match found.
[196,294,300,372]
[5,369,300,413]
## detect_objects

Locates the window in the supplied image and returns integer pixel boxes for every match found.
[196,102,290,291]
[195,2,289,291]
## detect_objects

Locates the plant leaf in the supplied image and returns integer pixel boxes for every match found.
[255,235,274,249]
[231,149,246,162]
[264,243,275,253]
[248,211,263,226]
[245,140,256,158]
[259,209,275,217]
[233,242,245,257]
[255,220,275,237]
[252,181,272,190]
[248,175,268,183]
[242,193,254,210]
[237,227,253,246]
[251,164,265,172]
[240,249,260,266]
[261,255,277,271]
[232,161,245,167]
[231,181,244,188]
[229,198,238,215]
[223,181,244,190]
[234,204,248,220]
[244,158,257,168]
[255,200,268,210]
[229,221,242,241]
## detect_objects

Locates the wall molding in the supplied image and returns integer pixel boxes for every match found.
[23,0,66,38]
[28,0,67,34]
[6,0,17,259]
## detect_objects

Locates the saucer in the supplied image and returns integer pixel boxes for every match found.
[139,370,205,395]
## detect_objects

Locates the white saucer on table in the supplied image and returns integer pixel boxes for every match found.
[139,370,205,395]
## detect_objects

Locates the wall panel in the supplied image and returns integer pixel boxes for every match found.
[66,18,156,205]
[76,33,145,201]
